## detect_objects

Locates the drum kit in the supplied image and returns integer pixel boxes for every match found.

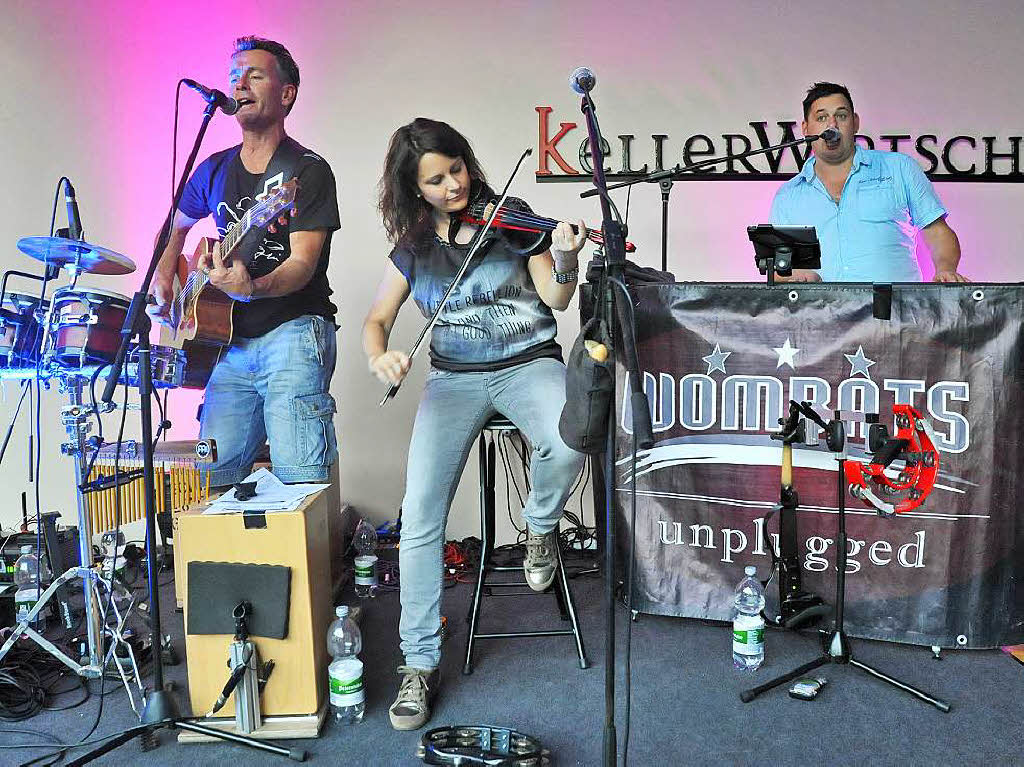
[0,233,185,704]
[1,235,184,387]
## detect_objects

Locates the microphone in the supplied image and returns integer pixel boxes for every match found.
[182,79,240,115]
[569,66,596,95]
[206,643,253,716]
[817,127,840,143]
[64,179,83,241]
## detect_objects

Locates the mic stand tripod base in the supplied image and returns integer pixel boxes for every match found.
[739,626,949,713]
[67,687,308,765]
[67,714,307,766]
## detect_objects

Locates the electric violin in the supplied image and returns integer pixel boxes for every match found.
[458,198,636,255]
[761,401,827,629]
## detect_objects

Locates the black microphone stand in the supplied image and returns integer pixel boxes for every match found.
[581,132,829,273]
[76,95,305,763]
[577,87,655,767]
[657,179,673,274]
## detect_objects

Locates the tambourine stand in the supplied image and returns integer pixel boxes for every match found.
[0,369,145,714]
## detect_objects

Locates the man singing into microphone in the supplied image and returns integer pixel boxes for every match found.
[149,36,340,486]
[769,82,967,283]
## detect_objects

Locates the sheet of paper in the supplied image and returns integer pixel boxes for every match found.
[202,467,329,514]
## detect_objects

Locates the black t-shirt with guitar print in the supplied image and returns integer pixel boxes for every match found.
[179,137,340,338]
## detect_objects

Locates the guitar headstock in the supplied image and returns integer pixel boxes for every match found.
[220,178,301,264]
[251,178,299,227]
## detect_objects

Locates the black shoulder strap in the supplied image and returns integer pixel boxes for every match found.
[232,138,305,263]
[259,137,304,195]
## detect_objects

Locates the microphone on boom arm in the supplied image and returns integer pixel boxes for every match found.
[817,127,840,143]
[182,79,240,115]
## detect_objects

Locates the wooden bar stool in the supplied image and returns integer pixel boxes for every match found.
[462,414,589,674]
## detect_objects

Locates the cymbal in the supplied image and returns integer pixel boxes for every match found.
[17,236,136,275]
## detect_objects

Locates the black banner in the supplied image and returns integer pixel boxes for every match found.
[604,282,1024,648]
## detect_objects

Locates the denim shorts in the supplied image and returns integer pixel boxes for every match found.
[199,314,338,485]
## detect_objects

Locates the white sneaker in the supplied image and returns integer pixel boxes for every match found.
[524,528,558,591]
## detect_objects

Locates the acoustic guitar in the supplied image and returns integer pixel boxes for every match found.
[160,179,298,388]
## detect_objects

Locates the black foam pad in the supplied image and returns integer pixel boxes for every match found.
[187,561,291,639]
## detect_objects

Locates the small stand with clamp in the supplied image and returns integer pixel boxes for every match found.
[205,600,275,735]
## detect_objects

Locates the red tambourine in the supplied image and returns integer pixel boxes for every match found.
[845,405,940,516]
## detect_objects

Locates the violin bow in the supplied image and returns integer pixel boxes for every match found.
[379,147,534,406]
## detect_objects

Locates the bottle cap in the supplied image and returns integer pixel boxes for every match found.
[335,605,349,617]
[744,565,756,576]
[20,545,32,555]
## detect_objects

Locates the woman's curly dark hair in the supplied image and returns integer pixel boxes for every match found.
[378,118,488,244]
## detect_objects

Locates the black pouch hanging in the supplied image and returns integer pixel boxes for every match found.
[559,315,615,454]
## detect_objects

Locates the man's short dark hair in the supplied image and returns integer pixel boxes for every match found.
[802,82,854,121]
[233,36,300,113]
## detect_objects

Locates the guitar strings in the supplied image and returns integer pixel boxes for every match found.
[174,185,291,317]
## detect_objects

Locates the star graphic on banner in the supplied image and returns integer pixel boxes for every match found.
[702,343,732,375]
[773,338,800,369]
[844,345,876,378]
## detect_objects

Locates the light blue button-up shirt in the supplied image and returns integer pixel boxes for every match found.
[770,147,947,282]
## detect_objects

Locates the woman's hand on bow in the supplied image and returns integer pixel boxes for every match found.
[369,350,411,385]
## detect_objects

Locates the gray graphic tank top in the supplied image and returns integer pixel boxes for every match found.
[389,232,561,371]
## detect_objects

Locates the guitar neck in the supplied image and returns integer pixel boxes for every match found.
[177,180,296,314]
[185,212,252,292]
[219,211,251,264]
[781,444,793,488]
[218,183,295,266]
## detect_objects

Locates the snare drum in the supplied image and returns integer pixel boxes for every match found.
[0,290,49,369]
[49,287,131,368]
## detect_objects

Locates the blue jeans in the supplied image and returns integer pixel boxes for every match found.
[398,358,585,669]
[200,314,338,485]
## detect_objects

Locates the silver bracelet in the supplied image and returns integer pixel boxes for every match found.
[552,264,579,284]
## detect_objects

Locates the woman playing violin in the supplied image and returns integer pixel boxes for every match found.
[362,117,588,731]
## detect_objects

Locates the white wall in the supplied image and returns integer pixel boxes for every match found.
[1,0,1021,543]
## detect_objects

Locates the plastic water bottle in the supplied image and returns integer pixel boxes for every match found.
[732,565,766,671]
[13,545,51,628]
[100,531,127,581]
[352,519,378,598]
[327,605,364,724]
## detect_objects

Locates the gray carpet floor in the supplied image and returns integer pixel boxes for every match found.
[3,570,1023,766]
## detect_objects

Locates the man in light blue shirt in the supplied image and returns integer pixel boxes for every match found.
[770,82,967,283]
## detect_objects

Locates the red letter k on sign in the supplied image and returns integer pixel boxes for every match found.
[536,106,579,176]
